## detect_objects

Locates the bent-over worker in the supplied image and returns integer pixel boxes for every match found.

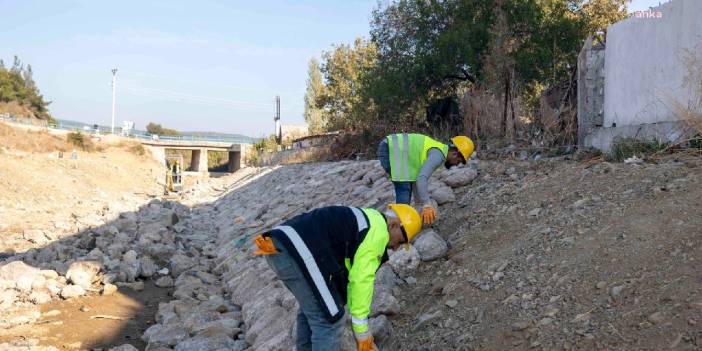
[377,133,474,225]
[253,204,422,351]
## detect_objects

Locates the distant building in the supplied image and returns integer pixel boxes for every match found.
[291,131,340,149]
[281,124,309,145]
[578,0,702,151]
[122,121,135,136]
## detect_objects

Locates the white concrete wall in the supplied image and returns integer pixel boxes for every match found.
[603,0,702,127]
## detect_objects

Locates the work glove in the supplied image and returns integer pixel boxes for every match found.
[421,204,437,226]
[355,333,377,351]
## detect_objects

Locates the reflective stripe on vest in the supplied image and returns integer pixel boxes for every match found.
[346,207,369,272]
[349,207,368,232]
[387,133,448,182]
[352,315,368,326]
[273,225,340,317]
[389,134,404,180]
[389,133,420,181]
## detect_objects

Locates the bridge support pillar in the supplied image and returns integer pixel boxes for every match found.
[191,148,209,173]
[227,151,241,172]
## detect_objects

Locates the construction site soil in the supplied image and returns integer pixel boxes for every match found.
[1,121,700,350]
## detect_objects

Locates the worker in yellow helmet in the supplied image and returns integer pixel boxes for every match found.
[377,133,475,225]
[254,204,421,351]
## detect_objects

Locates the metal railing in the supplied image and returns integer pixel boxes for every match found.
[0,113,254,144]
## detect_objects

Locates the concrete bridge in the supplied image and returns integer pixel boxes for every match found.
[141,139,251,173]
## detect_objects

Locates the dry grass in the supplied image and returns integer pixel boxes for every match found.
[669,49,702,147]
[0,122,69,153]
[459,87,531,144]
[681,52,702,134]
[114,140,147,156]
[0,101,37,119]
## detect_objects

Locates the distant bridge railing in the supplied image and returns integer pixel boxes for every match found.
[0,113,254,144]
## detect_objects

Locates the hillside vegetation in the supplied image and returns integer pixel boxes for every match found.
[0,56,51,121]
[304,0,629,150]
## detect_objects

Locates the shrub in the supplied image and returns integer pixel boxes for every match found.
[130,143,145,156]
[608,137,668,162]
[67,132,86,148]
[66,131,96,151]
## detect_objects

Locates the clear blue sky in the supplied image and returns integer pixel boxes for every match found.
[628,0,670,11]
[0,0,377,137]
[1,0,667,137]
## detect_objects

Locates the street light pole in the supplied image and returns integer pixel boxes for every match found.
[111,68,118,134]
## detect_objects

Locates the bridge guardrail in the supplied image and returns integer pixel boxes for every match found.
[0,113,253,144]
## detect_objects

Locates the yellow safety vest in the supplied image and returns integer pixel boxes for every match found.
[386,133,448,181]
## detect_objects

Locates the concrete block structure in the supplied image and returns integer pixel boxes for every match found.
[579,0,702,151]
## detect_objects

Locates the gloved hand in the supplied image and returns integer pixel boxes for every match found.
[355,334,377,351]
[421,205,437,226]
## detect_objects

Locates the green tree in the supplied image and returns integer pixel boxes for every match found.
[0,56,51,119]
[579,0,628,35]
[317,38,378,131]
[363,0,628,132]
[303,58,326,134]
[23,64,36,90]
[366,0,494,123]
[146,122,162,134]
[305,0,629,143]
[146,122,180,136]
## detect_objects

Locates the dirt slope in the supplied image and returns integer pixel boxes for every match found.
[393,155,702,350]
[0,122,163,254]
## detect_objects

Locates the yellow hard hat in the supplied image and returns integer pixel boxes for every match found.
[450,136,474,162]
[387,204,421,242]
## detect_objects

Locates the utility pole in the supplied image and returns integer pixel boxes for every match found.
[111,68,118,134]
[274,95,281,144]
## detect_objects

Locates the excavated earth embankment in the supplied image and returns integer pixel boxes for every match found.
[2,150,701,351]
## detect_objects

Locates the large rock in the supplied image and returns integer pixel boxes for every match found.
[160,209,180,227]
[429,181,455,205]
[138,222,168,243]
[139,256,158,278]
[191,318,242,338]
[65,260,102,289]
[60,284,86,299]
[388,246,420,278]
[413,230,448,261]
[370,289,400,317]
[15,274,35,293]
[45,279,63,297]
[29,290,52,304]
[142,324,189,347]
[0,261,41,289]
[373,265,399,293]
[169,253,195,277]
[154,276,174,288]
[115,216,137,235]
[440,167,478,187]
[370,315,394,348]
[174,334,242,351]
[119,250,140,282]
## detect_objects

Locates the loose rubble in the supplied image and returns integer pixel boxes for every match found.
[214,161,464,350]
[2,149,698,351]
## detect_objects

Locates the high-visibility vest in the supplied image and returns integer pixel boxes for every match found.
[265,206,388,332]
[386,133,448,182]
